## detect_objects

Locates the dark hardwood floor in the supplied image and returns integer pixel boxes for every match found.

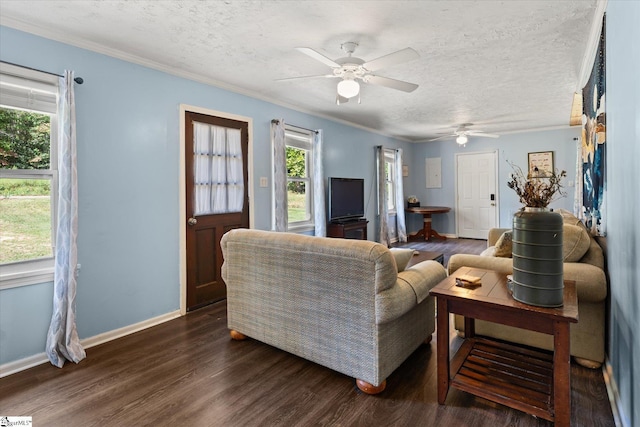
[0,237,610,426]
[0,294,615,426]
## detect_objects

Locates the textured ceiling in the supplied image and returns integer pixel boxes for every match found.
[0,1,598,141]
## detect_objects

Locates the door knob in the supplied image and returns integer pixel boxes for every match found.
[188,217,198,226]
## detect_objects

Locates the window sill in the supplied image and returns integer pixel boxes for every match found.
[0,259,54,290]
[287,223,315,234]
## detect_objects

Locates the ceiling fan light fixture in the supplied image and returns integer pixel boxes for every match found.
[456,135,468,145]
[337,79,360,98]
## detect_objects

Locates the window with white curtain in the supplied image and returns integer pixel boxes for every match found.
[0,63,59,288]
[193,122,244,215]
[384,149,396,213]
[284,126,314,230]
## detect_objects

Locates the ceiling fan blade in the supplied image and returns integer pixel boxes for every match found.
[276,74,336,82]
[295,47,341,68]
[467,131,500,138]
[362,47,419,71]
[365,75,419,93]
[428,135,452,142]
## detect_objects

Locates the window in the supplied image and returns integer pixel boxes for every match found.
[284,126,314,230]
[384,150,396,213]
[0,63,59,288]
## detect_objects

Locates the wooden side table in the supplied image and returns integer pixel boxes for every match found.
[429,267,578,426]
[405,206,450,241]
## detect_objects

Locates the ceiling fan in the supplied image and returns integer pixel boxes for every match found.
[277,42,419,104]
[429,124,500,145]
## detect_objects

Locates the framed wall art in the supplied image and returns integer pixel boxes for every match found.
[528,151,554,178]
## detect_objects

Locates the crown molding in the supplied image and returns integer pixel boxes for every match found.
[576,0,608,91]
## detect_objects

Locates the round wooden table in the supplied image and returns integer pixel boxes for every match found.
[405,206,451,241]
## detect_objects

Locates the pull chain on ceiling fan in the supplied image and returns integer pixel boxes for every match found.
[277,42,420,105]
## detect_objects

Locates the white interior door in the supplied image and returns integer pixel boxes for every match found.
[456,151,498,239]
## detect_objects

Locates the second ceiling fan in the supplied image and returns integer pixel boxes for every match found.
[278,42,420,104]
[429,124,500,145]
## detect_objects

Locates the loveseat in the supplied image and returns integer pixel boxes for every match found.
[447,209,607,368]
[220,229,447,394]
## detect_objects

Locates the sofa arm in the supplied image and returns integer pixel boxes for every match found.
[447,254,514,276]
[563,263,607,303]
[375,260,446,324]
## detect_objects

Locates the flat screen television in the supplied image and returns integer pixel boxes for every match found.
[328,177,365,222]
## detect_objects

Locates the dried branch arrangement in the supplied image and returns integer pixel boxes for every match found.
[507,161,567,208]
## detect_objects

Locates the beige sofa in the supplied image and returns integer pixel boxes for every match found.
[220,229,447,394]
[447,209,607,368]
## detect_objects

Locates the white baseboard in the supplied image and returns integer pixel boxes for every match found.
[0,352,50,378]
[0,310,181,378]
[603,359,628,427]
[80,310,181,349]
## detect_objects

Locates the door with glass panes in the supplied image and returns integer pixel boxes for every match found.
[184,111,249,311]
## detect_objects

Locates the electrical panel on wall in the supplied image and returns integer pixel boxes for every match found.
[426,157,442,188]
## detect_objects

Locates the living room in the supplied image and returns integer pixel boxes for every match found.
[0,1,637,426]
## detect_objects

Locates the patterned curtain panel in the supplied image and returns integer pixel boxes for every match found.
[193,123,244,214]
[573,137,583,218]
[394,149,407,242]
[46,71,86,368]
[580,16,606,236]
[376,146,389,246]
[271,119,287,231]
[313,129,326,237]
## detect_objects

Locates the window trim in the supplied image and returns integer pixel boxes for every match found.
[284,127,314,231]
[384,149,397,214]
[271,125,316,233]
[0,64,58,289]
[0,258,54,289]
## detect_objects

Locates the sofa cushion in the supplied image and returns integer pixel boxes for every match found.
[563,224,591,262]
[389,248,415,272]
[494,231,513,258]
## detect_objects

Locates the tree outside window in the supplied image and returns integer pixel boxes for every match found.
[384,151,396,213]
[286,146,311,222]
[0,107,54,264]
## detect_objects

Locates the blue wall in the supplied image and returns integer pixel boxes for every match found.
[407,127,580,235]
[0,26,411,365]
[0,25,585,367]
[605,2,640,426]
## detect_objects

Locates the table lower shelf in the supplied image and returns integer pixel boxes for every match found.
[450,337,556,422]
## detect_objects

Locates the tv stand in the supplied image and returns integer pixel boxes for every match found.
[327,219,368,240]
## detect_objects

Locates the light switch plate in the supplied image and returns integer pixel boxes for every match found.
[260,177,268,187]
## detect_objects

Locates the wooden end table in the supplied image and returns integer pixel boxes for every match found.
[429,267,578,426]
[405,206,450,241]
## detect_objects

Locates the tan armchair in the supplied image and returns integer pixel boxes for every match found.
[447,210,607,368]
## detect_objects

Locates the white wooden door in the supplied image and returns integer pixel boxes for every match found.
[456,151,498,239]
